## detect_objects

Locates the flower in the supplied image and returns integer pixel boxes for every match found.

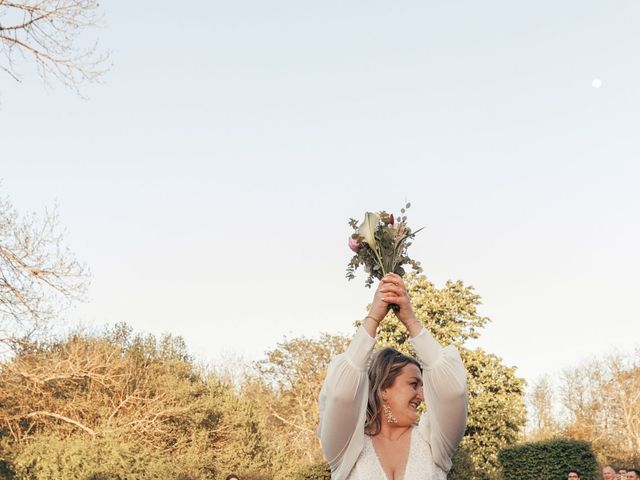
[357,212,380,251]
[389,213,395,226]
[348,235,361,253]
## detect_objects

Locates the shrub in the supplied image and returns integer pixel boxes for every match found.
[295,462,331,480]
[498,439,597,480]
[12,435,192,480]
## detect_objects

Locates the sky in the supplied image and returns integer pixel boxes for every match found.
[1,0,639,389]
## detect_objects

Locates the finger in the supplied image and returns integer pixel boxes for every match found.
[381,295,408,304]
[380,283,407,295]
[379,285,404,295]
[381,276,405,289]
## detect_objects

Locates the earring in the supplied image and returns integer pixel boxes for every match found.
[383,402,398,424]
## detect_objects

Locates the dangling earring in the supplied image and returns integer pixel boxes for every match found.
[383,402,398,424]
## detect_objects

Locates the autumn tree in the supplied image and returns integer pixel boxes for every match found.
[0,193,88,348]
[527,375,560,441]
[0,0,108,92]
[559,352,640,465]
[0,323,249,478]
[254,333,350,478]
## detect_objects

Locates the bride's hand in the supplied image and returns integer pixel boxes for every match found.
[379,273,418,328]
[366,279,391,324]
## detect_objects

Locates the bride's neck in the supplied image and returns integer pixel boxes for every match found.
[376,423,412,441]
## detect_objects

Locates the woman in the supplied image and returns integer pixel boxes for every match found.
[318,273,468,480]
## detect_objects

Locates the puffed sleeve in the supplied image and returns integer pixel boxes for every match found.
[411,328,468,473]
[317,326,376,480]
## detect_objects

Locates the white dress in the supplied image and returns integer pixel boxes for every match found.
[317,326,468,480]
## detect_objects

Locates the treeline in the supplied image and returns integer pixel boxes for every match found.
[0,323,340,479]
[0,276,528,480]
[1,193,528,479]
[527,349,640,467]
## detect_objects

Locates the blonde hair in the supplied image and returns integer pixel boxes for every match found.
[365,348,422,436]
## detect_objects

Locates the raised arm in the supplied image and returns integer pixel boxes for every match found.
[412,329,467,472]
[317,280,391,478]
[379,273,468,472]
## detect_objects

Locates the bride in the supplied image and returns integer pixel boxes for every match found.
[318,273,468,480]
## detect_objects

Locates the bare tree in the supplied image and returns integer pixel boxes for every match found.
[559,352,640,464]
[0,0,109,92]
[0,192,88,346]
[527,375,560,441]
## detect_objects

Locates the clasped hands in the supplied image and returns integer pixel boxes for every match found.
[366,273,420,333]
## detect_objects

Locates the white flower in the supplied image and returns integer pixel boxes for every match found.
[357,212,380,251]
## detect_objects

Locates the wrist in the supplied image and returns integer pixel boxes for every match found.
[401,314,418,326]
[364,314,381,325]
[405,320,422,331]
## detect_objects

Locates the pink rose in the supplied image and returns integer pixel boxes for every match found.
[348,235,362,253]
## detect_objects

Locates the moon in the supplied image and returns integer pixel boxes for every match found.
[592,78,602,89]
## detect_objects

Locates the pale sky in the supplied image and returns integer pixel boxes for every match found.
[1,0,639,388]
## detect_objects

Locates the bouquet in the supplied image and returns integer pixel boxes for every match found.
[346,202,423,288]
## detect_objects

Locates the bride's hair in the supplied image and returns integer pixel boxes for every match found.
[365,348,422,436]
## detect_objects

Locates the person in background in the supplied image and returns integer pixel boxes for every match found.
[603,466,617,480]
[626,469,640,480]
[225,475,240,480]
[567,469,581,480]
[620,469,628,479]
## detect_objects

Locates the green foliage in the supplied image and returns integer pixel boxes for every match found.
[0,460,14,480]
[294,462,331,480]
[498,439,597,480]
[0,324,284,479]
[12,435,188,480]
[364,274,526,480]
[462,348,527,479]
[449,447,475,480]
[233,473,271,480]
[208,377,273,476]
[254,333,350,479]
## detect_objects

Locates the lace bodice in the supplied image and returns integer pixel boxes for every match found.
[346,428,447,480]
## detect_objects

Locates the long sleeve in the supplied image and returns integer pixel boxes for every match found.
[411,328,468,473]
[317,326,376,480]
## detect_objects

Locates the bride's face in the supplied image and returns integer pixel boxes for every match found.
[382,363,424,426]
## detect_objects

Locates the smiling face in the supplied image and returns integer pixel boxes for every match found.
[381,363,424,426]
[603,467,616,480]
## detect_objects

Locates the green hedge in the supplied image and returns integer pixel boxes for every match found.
[498,439,597,480]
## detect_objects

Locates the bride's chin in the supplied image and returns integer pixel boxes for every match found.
[406,412,418,423]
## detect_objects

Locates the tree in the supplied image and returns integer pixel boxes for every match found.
[0,0,108,92]
[371,274,527,480]
[0,193,88,347]
[527,375,560,441]
[0,324,242,478]
[559,352,640,465]
[254,333,350,479]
